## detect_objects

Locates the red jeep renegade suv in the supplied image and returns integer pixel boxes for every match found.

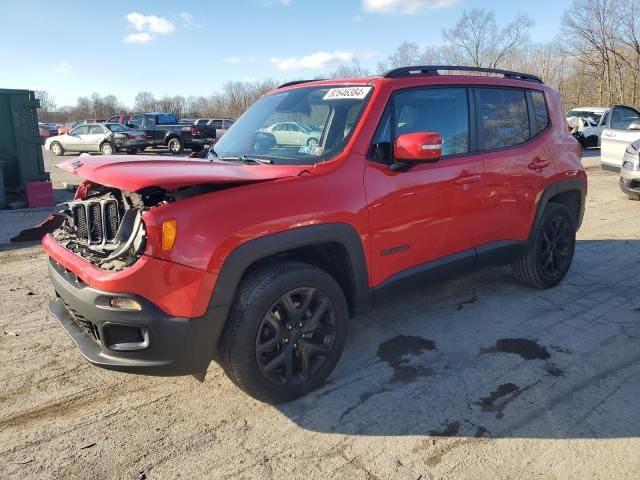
[44,66,586,403]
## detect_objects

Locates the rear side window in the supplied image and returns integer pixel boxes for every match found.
[212,120,223,129]
[530,91,550,135]
[223,120,234,129]
[157,113,177,125]
[88,125,104,134]
[477,88,529,150]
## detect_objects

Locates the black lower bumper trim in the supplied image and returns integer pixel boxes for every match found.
[47,258,227,376]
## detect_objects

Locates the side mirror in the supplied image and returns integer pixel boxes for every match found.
[394,132,442,162]
[628,121,640,131]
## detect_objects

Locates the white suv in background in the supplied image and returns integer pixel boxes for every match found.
[600,104,640,172]
[566,107,609,148]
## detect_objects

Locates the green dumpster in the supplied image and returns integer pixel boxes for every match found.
[0,161,5,209]
[0,89,48,204]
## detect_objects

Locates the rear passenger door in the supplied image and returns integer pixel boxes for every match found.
[476,87,555,243]
[365,87,488,287]
[601,105,640,171]
[82,124,106,152]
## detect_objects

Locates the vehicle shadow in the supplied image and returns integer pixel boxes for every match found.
[278,239,640,438]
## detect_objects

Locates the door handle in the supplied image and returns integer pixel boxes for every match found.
[453,174,481,185]
[528,159,551,171]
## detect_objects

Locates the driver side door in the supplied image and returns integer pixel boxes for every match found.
[65,125,89,151]
[364,86,487,287]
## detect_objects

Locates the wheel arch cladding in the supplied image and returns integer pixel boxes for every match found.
[209,224,372,318]
[530,178,586,239]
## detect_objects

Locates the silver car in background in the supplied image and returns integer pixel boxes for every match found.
[44,123,147,156]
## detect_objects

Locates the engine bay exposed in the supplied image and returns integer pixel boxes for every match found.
[52,184,170,271]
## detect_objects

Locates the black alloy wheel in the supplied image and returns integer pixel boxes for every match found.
[539,215,573,280]
[255,287,336,386]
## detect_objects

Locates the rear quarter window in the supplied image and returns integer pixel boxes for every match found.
[477,88,529,150]
[531,91,550,135]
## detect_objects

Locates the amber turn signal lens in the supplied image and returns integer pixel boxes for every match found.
[109,297,142,311]
[161,219,178,251]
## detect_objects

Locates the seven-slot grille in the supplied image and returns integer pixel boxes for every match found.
[72,200,120,244]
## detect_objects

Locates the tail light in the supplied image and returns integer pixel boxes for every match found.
[191,126,198,137]
[126,133,135,139]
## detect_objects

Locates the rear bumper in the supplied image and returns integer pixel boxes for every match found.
[48,258,227,375]
[601,162,621,173]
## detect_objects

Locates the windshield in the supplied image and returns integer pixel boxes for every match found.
[567,110,603,122]
[106,123,131,133]
[210,85,373,165]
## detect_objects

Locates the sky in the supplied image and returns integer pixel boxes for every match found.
[0,0,573,107]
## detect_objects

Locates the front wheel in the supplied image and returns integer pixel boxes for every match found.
[218,261,348,404]
[307,137,319,147]
[50,142,64,156]
[511,203,576,289]
[100,142,114,155]
[168,138,183,154]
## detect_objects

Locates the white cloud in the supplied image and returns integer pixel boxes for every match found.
[362,0,461,14]
[180,12,201,29]
[224,56,242,64]
[260,0,291,5]
[55,61,71,73]
[123,32,153,43]
[271,51,354,71]
[123,12,175,42]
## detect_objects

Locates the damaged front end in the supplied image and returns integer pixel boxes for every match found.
[53,183,172,271]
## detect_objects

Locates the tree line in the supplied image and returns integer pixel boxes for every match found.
[37,0,639,124]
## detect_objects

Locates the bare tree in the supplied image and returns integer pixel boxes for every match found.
[134,91,157,112]
[35,90,56,112]
[329,59,370,78]
[443,8,533,68]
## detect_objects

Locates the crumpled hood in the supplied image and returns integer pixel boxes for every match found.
[56,155,311,191]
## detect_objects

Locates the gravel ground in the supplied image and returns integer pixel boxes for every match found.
[1,152,639,479]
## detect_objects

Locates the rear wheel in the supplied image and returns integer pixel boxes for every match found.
[628,192,640,201]
[307,137,319,147]
[50,142,64,156]
[168,137,183,154]
[219,260,348,404]
[100,142,114,155]
[511,203,576,289]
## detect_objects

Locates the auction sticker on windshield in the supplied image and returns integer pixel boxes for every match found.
[323,87,372,100]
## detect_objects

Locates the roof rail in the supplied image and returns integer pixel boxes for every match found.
[383,65,543,84]
[277,79,322,89]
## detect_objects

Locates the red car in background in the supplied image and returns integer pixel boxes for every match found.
[105,114,134,125]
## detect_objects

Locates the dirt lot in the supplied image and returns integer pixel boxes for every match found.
[1,152,639,479]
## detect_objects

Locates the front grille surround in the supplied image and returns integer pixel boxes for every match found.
[71,199,121,245]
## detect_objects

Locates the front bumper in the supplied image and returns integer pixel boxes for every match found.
[48,258,227,375]
[620,173,640,196]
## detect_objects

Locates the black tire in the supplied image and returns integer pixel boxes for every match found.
[628,192,640,201]
[307,137,319,146]
[190,145,203,153]
[218,260,348,404]
[138,147,146,152]
[511,203,576,289]
[50,141,64,156]
[168,137,183,154]
[100,142,114,155]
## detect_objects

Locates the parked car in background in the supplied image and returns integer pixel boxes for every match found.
[620,138,640,200]
[38,125,51,143]
[39,122,58,137]
[600,104,640,172]
[193,118,235,139]
[58,119,102,135]
[566,107,609,148]
[44,66,586,403]
[105,114,133,125]
[45,123,146,156]
[261,121,321,146]
[127,112,215,153]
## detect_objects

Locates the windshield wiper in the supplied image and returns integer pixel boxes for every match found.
[219,155,273,165]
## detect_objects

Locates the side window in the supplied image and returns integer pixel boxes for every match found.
[477,88,529,150]
[196,119,208,125]
[600,111,609,126]
[223,120,234,129]
[530,91,550,135]
[131,115,143,127]
[88,125,104,134]
[72,126,89,135]
[212,120,223,129]
[395,87,470,156]
[146,115,157,127]
[610,106,640,130]
[273,124,285,131]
